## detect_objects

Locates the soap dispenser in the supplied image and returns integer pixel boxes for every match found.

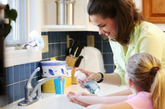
[74,70,100,94]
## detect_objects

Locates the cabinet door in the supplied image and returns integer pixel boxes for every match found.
[143,0,165,23]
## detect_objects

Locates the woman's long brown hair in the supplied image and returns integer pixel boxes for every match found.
[87,0,145,45]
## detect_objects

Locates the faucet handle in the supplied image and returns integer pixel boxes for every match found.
[27,67,40,87]
[24,67,41,101]
[31,67,40,79]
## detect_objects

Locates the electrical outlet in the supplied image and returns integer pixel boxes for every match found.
[67,35,70,48]
[42,35,49,53]
[87,35,95,47]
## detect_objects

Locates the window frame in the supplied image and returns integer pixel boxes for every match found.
[4,0,42,67]
[5,0,26,46]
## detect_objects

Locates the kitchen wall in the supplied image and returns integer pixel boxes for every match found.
[0,62,40,107]
[0,31,114,108]
[41,31,115,73]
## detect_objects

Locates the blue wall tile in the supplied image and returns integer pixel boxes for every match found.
[52,32,58,43]
[14,83,20,101]
[4,68,7,86]
[6,67,14,85]
[80,41,87,46]
[61,43,67,55]
[6,85,14,104]
[20,81,26,99]
[48,44,52,58]
[52,44,56,57]
[54,44,61,56]
[103,41,112,52]
[48,32,60,43]
[25,63,30,79]
[41,32,47,35]
[48,32,55,43]
[103,54,114,64]
[79,31,90,41]
[104,65,114,73]
[14,65,19,83]
[59,32,67,42]
[20,64,25,81]
[30,63,35,74]
[61,56,66,61]
[91,32,102,41]
[36,62,40,68]
[56,56,61,60]
[95,42,102,52]
[42,52,48,59]
[67,32,77,40]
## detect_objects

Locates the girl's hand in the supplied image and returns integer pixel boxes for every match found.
[67,91,90,107]
[76,68,101,88]
[80,92,98,96]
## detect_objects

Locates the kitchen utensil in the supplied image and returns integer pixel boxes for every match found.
[75,56,84,67]
[65,41,78,65]
[75,46,84,58]
[69,41,79,57]
[71,56,83,84]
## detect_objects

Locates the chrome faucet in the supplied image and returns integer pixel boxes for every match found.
[18,67,63,106]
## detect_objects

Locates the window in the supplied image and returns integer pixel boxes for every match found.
[4,0,42,67]
[5,0,26,46]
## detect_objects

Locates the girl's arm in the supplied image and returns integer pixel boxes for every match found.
[76,95,128,105]
[86,102,132,109]
[104,88,133,97]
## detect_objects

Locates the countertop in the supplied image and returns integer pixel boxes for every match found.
[2,84,128,109]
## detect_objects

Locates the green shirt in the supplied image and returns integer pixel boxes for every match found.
[109,21,165,86]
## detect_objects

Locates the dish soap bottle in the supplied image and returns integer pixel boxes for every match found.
[74,70,100,94]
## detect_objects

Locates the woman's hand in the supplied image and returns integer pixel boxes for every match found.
[76,68,101,88]
[67,91,90,107]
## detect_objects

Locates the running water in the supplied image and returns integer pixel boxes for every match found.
[60,77,64,109]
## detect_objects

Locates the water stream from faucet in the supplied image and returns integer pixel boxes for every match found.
[60,78,64,109]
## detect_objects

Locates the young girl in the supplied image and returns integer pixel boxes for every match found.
[67,53,165,109]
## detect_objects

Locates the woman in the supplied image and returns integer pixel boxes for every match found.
[68,0,165,106]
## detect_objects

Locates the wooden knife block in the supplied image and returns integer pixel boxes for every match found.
[71,67,78,84]
[65,56,78,84]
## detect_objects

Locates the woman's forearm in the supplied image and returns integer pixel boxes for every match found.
[102,73,121,85]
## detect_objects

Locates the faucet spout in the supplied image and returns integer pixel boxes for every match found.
[30,75,63,97]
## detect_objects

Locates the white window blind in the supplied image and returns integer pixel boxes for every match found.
[5,0,26,45]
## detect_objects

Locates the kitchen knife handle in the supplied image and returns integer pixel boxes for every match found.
[75,46,84,58]
[75,56,84,67]
[70,41,78,56]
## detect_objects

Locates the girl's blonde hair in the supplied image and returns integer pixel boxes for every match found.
[126,53,165,109]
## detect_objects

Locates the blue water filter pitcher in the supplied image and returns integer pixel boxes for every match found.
[54,78,65,94]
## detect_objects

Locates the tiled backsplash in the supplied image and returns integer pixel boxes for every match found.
[42,31,115,73]
[1,62,40,107]
[1,31,115,108]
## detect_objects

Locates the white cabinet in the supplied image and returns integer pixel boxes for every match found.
[41,0,98,32]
